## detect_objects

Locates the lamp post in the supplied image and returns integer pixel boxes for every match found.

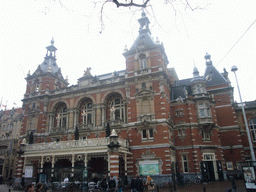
[231,65,255,161]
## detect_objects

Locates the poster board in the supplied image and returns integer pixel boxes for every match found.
[24,166,33,178]
[139,160,159,176]
[243,166,256,189]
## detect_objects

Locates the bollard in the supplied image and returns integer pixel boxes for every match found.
[170,187,173,192]
[9,189,11,192]
[203,186,206,192]
[157,184,159,192]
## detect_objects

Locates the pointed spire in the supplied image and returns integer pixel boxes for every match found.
[51,37,54,45]
[193,66,200,77]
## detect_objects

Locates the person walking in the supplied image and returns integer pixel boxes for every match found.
[101,175,108,192]
[135,175,144,192]
[108,175,116,192]
[117,176,123,192]
[131,176,136,192]
[146,176,155,192]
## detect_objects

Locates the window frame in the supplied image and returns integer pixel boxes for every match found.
[181,154,189,173]
[249,118,256,142]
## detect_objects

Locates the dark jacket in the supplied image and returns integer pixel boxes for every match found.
[109,179,116,189]
[131,178,136,189]
[118,178,123,189]
[101,178,107,188]
[135,178,144,191]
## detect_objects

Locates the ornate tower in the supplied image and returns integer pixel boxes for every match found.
[22,39,68,138]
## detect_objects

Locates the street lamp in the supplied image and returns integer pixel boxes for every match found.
[231,65,255,161]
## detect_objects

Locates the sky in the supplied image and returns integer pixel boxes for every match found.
[0,0,256,109]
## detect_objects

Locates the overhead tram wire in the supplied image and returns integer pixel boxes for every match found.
[216,19,256,67]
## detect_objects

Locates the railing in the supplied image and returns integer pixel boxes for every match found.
[137,114,156,122]
[198,117,214,124]
[78,123,94,130]
[109,119,124,126]
[51,127,67,133]
[24,137,129,152]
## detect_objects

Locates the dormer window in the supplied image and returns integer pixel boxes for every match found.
[139,54,147,70]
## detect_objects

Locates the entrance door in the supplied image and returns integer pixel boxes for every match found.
[201,161,215,182]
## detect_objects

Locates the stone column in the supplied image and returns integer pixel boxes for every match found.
[71,154,75,180]
[40,156,44,173]
[48,113,54,132]
[51,155,55,178]
[124,153,127,176]
[73,109,79,128]
[84,154,88,178]
[109,152,120,177]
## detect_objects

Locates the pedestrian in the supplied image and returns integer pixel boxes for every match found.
[35,182,44,192]
[135,175,144,192]
[26,183,34,192]
[108,175,116,192]
[146,175,155,192]
[101,175,108,192]
[118,176,123,192]
[67,183,74,192]
[131,175,136,192]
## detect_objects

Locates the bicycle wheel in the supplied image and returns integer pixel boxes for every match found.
[194,178,200,184]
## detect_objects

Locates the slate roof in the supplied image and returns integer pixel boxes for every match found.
[203,55,228,87]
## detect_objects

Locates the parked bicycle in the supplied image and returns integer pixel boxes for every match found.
[194,175,202,184]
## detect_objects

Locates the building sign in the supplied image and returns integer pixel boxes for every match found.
[24,166,33,178]
[139,160,159,176]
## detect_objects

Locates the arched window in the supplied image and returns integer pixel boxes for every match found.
[55,105,68,129]
[139,54,147,70]
[249,118,256,141]
[110,97,124,121]
[81,102,93,125]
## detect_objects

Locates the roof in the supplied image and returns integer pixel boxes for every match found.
[203,54,228,87]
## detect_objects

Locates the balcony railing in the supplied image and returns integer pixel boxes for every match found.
[24,137,129,152]
[137,114,156,122]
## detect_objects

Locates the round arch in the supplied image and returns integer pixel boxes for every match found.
[74,95,96,108]
[101,90,126,104]
[50,100,69,112]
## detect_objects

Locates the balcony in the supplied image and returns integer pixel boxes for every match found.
[24,137,129,153]
[137,114,156,122]
[198,116,214,125]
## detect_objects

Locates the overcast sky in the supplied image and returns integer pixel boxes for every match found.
[1,0,256,109]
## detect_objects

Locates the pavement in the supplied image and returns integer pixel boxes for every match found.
[0,180,248,192]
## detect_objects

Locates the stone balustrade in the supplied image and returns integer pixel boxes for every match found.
[24,137,128,152]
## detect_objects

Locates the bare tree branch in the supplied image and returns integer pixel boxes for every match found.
[112,0,150,8]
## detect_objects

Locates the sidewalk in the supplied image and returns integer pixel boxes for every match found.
[0,180,247,192]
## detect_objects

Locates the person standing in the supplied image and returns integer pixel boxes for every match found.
[26,184,34,192]
[146,176,155,192]
[35,182,44,192]
[108,175,116,192]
